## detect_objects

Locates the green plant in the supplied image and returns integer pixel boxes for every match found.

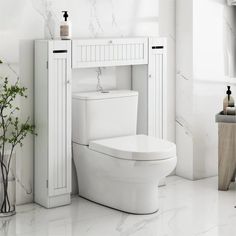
[0,59,36,214]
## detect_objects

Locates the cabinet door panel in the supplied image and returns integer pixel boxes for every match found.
[148,54,163,138]
[148,38,167,139]
[48,42,71,197]
[72,38,148,68]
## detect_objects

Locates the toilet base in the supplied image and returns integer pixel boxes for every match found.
[73,143,177,215]
[78,177,160,214]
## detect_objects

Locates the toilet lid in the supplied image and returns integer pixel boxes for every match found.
[89,135,176,161]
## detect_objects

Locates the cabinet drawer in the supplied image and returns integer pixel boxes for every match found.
[72,38,148,68]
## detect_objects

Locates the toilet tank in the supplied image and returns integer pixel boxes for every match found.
[72,90,138,145]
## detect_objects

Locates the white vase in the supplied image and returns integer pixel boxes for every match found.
[0,152,16,217]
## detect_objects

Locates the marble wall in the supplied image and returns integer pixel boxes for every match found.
[0,0,176,204]
[176,0,236,179]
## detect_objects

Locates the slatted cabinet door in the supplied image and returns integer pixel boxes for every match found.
[72,38,148,68]
[48,41,71,197]
[148,38,167,139]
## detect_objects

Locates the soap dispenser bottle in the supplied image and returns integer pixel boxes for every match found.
[223,86,234,114]
[60,11,71,40]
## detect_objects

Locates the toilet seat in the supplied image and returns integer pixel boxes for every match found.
[89,135,176,161]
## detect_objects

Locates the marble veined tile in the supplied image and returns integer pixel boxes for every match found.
[1,176,236,236]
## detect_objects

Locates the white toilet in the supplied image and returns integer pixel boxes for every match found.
[72,90,177,214]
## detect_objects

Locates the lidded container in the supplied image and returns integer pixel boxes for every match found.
[223,86,235,115]
[72,90,138,145]
[60,11,71,40]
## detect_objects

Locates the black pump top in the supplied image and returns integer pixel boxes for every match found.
[62,11,69,21]
[226,86,232,101]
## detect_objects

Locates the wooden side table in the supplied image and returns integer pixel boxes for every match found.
[216,113,236,191]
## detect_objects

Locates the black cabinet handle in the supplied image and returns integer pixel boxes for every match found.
[151,46,164,49]
[53,50,68,53]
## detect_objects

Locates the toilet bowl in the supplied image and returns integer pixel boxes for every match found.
[72,90,177,214]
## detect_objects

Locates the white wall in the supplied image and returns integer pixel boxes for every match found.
[176,0,236,180]
[0,0,176,204]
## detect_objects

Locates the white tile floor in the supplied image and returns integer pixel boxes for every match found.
[1,176,236,236]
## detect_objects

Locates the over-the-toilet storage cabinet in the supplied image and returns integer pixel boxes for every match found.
[34,40,71,208]
[34,37,173,207]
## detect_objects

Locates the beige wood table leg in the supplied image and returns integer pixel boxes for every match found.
[231,169,236,182]
[218,123,236,191]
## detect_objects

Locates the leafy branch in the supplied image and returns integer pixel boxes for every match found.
[0,59,36,214]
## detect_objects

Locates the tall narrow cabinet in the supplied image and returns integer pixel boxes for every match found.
[132,38,173,141]
[34,40,72,208]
